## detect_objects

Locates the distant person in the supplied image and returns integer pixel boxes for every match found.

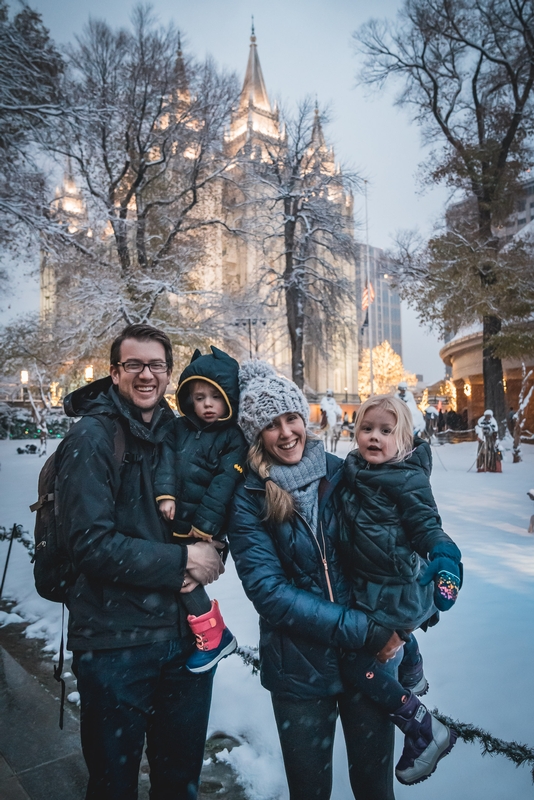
[437,409,445,433]
[339,395,461,785]
[507,407,516,437]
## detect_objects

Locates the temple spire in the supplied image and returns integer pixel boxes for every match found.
[239,25,271,113]
[311,103,326,148]
[174,33,190,102]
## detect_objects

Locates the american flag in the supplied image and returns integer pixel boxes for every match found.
[362,281,375,311]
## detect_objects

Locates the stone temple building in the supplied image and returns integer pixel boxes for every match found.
[42,30,391,403]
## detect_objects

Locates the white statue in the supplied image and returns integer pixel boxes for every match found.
[396,382,425,436]
[320,389,343,453]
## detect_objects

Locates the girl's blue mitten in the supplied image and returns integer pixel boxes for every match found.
[419,542,463,611]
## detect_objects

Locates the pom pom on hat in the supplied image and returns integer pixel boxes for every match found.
[238,360,309,444]
[238,359,276,391]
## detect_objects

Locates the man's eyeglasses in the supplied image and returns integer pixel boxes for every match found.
[114,360,169,374]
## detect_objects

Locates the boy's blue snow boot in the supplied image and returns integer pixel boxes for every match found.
[398,655,429,696]
[390,692,457,785]
[186,599,237,673]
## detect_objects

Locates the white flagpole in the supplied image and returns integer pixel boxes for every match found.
[365,180,374,396]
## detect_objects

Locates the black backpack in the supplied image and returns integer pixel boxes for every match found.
[30,415,126,603]
[29,415,125,728]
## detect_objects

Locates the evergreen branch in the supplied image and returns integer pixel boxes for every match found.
[0,525,34,558]
[432,710,534,781]
[234,647,534,781]
[235,646,260,675]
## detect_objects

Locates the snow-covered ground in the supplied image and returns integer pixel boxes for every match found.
[1,436,534,800]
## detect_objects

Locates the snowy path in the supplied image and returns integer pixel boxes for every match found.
[1,438,534,799]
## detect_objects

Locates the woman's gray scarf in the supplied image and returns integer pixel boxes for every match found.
[270,439,327,535]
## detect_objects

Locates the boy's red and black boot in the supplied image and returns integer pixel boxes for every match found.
[186,599,237,673]
[390,692,457,785]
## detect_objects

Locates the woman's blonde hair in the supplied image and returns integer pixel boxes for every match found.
[354,394,414,462]
[248,431,315,524]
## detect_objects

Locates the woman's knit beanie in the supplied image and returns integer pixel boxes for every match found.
[238,360,310,444]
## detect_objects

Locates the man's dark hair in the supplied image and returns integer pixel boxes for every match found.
[110,324,173,371]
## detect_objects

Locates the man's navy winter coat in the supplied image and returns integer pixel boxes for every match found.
[228,453,370,700]
[57,377,190,651]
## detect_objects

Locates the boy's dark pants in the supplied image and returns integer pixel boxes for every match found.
[72,637,214,800]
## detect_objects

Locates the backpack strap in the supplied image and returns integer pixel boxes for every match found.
[96,415,127,466]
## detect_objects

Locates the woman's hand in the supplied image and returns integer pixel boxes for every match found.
[376,631,405,663]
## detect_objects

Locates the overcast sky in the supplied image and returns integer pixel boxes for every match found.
[4,0,451,384]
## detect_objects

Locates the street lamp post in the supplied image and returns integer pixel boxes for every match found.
[235,318,266,359]
[20,369,29,402]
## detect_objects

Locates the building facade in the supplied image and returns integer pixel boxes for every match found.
[355,243,402,359]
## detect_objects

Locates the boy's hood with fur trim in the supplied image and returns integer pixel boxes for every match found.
[176,346,240,426]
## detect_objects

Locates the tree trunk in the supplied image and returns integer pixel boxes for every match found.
[482,314,506,437]
[285,282,305,389]
[478,203,506,437]
[283,204,305,389]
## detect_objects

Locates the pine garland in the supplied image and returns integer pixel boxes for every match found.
[0,525,33,557]
[433,710,534,782]
[234,648,534,781]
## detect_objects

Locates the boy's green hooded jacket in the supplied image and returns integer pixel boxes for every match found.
[154,346,247,539]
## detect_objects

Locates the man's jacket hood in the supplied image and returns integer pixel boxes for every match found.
[63,375,174,445]
[176,346,240,428]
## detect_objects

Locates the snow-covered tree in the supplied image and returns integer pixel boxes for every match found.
[354,0,534,432]
[358,339,416,400]
[39,6,239,359]
[242,100,358,389]
[512,362,534,463]
[0,1,63,250]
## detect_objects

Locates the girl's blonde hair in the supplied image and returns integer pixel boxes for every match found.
[354,394,414,462]
[248,430,315,524]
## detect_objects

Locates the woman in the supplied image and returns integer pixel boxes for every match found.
[229,361,403,800]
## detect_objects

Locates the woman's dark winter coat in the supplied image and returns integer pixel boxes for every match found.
[228,453,369,700]
[154,346,248,539]
[57,377,189,652]
[339,438,455,629]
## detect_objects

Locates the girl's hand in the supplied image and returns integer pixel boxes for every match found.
[159,499,176,520]
[376,631,405,663]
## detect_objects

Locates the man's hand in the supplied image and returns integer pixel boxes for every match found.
[376,632,405,664]
[186,542,225,586]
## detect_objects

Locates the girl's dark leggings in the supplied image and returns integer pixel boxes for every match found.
[340,633,421,714]
[271,687,395,800]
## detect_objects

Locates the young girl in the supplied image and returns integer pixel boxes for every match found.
[339,394,462,786]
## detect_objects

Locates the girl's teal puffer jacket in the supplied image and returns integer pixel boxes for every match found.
[339,438,455,629]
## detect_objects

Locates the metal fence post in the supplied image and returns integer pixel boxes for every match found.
[0,523,18,599]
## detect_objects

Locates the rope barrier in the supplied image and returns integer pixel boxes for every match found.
[234,648,534,782]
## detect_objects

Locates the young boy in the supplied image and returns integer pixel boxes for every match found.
[155,346,248,672]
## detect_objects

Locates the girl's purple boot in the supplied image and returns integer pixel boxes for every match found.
[390,693,457,785]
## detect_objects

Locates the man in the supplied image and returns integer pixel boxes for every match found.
[56,323,224,800]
